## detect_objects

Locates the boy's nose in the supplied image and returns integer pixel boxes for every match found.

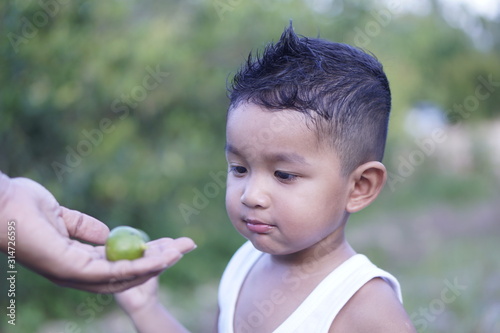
[240,177,270,209]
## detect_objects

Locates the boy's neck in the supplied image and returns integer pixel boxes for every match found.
[269,235,356,272]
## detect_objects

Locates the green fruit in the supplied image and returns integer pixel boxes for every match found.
[106,226,149,261]
[136,229,150,243]
[108,226,150,242]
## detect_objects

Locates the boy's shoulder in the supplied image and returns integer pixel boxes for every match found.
[330,277,416,333]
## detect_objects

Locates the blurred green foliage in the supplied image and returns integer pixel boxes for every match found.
[1,0,499,332]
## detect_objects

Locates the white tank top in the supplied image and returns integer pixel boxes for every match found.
[218,241,402,333]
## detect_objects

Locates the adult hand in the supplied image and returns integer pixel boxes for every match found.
[0,172,196,293]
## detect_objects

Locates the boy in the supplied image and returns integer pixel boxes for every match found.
[116,23,416,332]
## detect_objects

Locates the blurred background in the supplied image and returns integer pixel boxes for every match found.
[1,0,499,332]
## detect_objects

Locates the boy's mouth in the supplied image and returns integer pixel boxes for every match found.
[244,218,275,234]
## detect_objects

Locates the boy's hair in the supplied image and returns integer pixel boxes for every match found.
[227,23,391,176]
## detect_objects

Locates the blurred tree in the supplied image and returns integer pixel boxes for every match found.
[0,0,499,331]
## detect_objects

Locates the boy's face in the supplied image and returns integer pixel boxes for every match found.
[225,103,352,256]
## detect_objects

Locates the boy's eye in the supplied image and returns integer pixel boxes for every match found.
[229,165,247,176]
[274,171,297,182]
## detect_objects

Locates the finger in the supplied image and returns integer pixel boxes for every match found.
[146,237,197,255]
[60,241,191,285]
[52,272,158,293]
[45,236,196,294]
[171,237,197,254]
[61,207,110,244]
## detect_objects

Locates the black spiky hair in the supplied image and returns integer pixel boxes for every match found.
[228,22,391,175]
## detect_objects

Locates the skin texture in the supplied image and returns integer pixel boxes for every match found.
[0,172,196,293]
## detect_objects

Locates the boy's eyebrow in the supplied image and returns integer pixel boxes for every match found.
[225,143,240,155]
[225,143,310,165]
[269,152,310,165]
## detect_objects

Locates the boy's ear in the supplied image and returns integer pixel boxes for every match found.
[346,161,387,213]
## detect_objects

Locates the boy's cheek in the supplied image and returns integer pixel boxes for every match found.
[225,178,242,196]
[224,187,239,211]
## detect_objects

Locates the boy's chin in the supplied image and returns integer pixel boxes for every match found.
[247,238,290,256]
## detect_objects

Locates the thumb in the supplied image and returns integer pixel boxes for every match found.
[61,207,110,244]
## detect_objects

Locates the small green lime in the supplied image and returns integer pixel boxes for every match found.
[105,226,149,261]
[136,229,150,242]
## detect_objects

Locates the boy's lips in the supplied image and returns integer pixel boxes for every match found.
[244,218,275,234]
